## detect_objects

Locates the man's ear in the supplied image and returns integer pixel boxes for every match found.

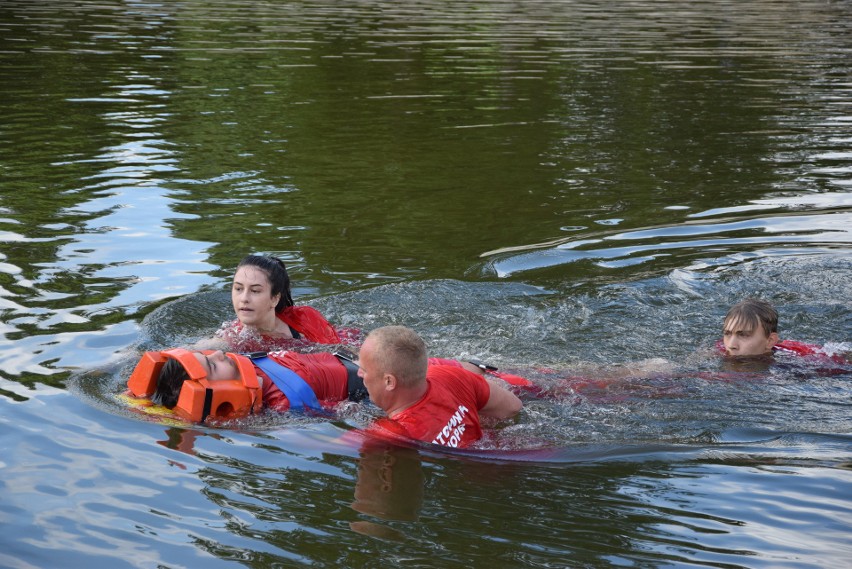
[767,332,779,350]
[384,373,398,391]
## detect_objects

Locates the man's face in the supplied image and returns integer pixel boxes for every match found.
[193,350,240,381]
[357,338,388,410]
[722,318,778,357]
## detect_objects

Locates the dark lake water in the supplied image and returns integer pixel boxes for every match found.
[1,1,851,567]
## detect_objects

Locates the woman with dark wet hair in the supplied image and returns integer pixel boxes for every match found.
[215,254,362,351]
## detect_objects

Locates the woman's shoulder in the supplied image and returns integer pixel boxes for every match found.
[278,305,329,322]
[278,305,341,344]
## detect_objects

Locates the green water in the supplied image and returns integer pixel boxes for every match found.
[1,1,851,567]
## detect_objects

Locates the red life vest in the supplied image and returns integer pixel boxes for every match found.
[772,339,823,356]
[715,339,827,357]
[277,305,341,343]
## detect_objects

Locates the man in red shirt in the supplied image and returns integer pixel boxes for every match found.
[358,326,522,448]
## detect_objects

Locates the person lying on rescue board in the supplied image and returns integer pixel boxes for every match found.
[126,326,522,449]
[198,254,363,353]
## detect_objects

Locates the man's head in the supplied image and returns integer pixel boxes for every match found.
[151,358,189,408]
[722,298,779,357]
[151,350,242,408]
[357,326,428,413]
[127,349,260,422]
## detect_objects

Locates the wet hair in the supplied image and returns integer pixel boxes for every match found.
[236,254,294,313]
[151,358,190,409]
[366,326,428,388]
[723,298,778,337]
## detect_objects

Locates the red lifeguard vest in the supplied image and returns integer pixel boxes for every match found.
[278,306,342,343]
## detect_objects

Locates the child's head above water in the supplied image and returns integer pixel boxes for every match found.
[722,298,780,357]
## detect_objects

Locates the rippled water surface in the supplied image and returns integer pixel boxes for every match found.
[1,1,851,567]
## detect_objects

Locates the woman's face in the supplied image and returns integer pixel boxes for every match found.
[231,266,281,327]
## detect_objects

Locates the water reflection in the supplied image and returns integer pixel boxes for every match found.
[350,442,424,525]
[146,413,852,566]
[156,425,427,535]
[483,202,852,277]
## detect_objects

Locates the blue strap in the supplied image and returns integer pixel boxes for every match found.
[252,356,322,411]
